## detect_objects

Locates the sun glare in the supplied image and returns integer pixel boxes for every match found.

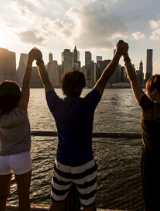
[0,34,5,47]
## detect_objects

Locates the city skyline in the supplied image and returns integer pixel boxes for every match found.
[0,0,160,75]
[0,45,150,88]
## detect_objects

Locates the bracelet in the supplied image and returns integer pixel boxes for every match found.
[124,57,131,65]
[124,57,130,61]
[124,59,131,65]
[36,60,44,66]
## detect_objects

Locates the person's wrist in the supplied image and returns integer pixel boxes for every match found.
[123,54,131,65]
[123,53,129,60]
[36,59,44,66]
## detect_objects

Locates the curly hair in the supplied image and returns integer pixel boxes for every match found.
[146,74,160,94]
[61,68,86,97]
[0,80,21,113]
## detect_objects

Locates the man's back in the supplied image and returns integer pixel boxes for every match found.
[46,88,101,165]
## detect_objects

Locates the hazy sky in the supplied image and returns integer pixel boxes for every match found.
[0,0,160,74]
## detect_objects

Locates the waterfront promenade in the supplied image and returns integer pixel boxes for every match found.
[6,203,131,211]
[6,130,142,211]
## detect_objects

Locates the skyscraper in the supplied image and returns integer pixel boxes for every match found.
[146,49,153,81]
[17,53,42,87]
[62,49,73,72]
[96,56,102,62]
[17,53,28,85]
[49,52,53,63]
[136,61,144,84]
[139,60,143,73]
[85,51,92,66]
[0,48,17,83]
[73,46,81,69]
[47,52,60,87]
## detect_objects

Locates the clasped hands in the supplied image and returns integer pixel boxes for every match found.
[28,47,43,64]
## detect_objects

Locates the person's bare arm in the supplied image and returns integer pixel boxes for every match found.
[18,49,36,111]
[123,47,145,104]
[94,40,126,96]
[35,49,54,93]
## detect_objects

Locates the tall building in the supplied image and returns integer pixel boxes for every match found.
[146,49,153,81]
[47,52,60,87]
[17,53,42,87]
[62,49,73,72]
[17,53,28,85]
[84,62,97,88]
[49,52,53,63]
[96,56,102,62]
[110,64,121,84]
[109,49,121,84]
[0,48,17,83]
[73,46,81,69]
[138,60,144,84]
[30,66,43,88]
[139,60,143,73]
[121,66,127,82]
[97,60,111,79]
[85,51,92,66]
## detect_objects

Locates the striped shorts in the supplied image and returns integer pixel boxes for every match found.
[51,159,98,208]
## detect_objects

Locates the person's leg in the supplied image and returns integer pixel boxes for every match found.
[10,151,32,211]
[76,159,98,211]
[0,173,12,211]
[49,160,72,211]
[141,153,160,211]
[15,170,32,211]
[83,204,96,211]
[48,200,64,211]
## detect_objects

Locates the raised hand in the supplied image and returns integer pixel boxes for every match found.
[116,40,129,58]
[28,48,43,63]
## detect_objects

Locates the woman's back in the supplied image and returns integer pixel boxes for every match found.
[0,107,31,156]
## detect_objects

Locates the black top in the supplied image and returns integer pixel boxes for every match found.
[140,94,160,154]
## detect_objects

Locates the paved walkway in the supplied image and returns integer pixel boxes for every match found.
[6,204,130,211]
[6,209,128,211]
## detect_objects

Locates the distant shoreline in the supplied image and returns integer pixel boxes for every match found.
[29,83,145,89]
[29,86,133,89]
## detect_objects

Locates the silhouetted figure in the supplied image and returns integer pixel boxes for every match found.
[0,48,38,211]
[33,41,126,211]
[122,40,160,211]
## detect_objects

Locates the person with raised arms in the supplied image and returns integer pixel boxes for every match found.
[122,40,160,211]
[34,40,127,211]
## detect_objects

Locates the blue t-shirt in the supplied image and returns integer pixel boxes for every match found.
[46,88,101,166]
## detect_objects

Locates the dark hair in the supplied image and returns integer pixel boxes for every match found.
[146,74,160,94]
[61,68,86,97]
[0,80,21,113]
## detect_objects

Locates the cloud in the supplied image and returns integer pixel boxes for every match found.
[16,30,46,45]
[2,1,127,49]
[65,4,127,49]
[150,28,160,40]
[149,19,160,29]
[23,0,43,8]
[149,18,160,40]
[2,2,51,45]
[132,31,145,40]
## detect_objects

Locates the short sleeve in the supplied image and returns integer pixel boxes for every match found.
[83,88,101,111]
[139,94,153,111]
[46,90,60,112]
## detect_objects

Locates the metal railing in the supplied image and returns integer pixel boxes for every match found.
[31,131,142,139]
[6,131,143,211]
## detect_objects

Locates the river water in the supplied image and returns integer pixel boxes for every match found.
[9,88,144,210]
